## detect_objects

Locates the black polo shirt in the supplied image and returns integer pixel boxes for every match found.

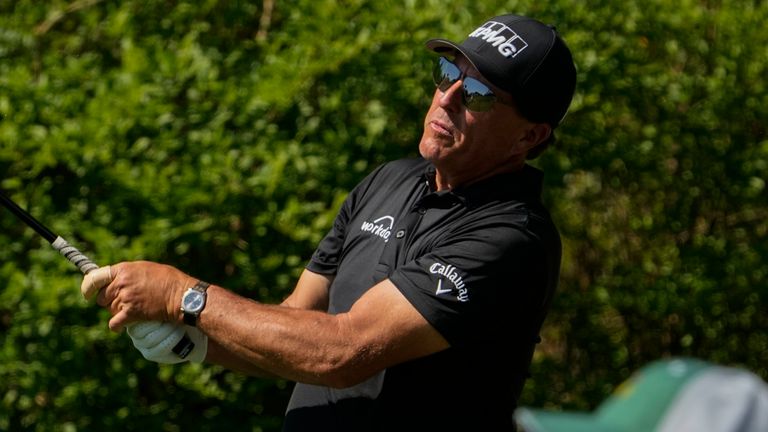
[284,158,561,431]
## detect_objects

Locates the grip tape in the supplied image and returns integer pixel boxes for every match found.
[52,236,99,275]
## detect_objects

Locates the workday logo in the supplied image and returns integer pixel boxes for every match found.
[429,261,469,303]
[468,21,529,58]
[360,215,394,242]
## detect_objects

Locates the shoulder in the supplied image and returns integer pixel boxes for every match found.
[343,158,428,209]
[457,166,556,233]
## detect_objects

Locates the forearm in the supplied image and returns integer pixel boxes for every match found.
[203,270,333,378]
[198,285,370,387]
[280,269,332,311]
[204,340,278,379]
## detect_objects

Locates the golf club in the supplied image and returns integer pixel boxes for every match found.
[0,189,98,274]
[0,188,195,359]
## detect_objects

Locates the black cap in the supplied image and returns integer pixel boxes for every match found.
[426,14,577,127]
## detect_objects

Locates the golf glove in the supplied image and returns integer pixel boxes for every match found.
[127,321,208,364]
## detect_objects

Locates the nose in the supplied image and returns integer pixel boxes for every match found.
[437,79,464,111]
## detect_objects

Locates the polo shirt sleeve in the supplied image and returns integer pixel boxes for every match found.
[388,212,554,348]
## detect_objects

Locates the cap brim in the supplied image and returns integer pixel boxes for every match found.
[515,408,611,432]
[425,38,461,54]
[425,38,486,78]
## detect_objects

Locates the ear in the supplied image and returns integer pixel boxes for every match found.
[522,123,552,151]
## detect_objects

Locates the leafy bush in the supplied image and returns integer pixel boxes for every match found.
[1,0,766,429]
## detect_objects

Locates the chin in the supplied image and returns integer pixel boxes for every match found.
[419,135,452,162]
[418,140,440,162]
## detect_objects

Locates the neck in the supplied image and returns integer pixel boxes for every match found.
[433,160,526,191]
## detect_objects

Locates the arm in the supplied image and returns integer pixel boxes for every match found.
[199,278,448,387]
[90,262,448,387]
[280,269,332,310]
[205,269,332,376]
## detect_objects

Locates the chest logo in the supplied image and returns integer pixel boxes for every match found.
[360,215,394,243]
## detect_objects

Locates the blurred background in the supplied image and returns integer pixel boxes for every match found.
[1,0,766,430]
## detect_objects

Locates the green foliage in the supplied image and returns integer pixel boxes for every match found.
[532,0,768,409]
[1,0,766,429]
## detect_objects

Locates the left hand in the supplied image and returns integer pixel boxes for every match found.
[127,321,208,364]
[81,261,196,332]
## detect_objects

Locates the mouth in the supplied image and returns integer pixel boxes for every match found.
[429,119,454,138]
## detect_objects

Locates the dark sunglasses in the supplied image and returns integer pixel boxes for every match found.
[432,57,498,112]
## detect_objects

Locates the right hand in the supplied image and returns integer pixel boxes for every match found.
[82,266,208,363]
[83,262,196,331]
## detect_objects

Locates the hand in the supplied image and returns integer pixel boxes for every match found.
[81,265,113,301]
[80,262,196,331]
[127,321,208,364]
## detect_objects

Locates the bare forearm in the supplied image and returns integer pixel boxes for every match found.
[280,269,332,311]
[204,340,278,379]
[198,285,370,387]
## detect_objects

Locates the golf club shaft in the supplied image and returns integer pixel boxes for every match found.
[0,190,98,274]
[1,190,196,359]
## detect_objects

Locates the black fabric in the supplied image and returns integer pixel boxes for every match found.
[285,158,561,431]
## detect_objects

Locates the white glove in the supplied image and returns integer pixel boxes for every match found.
[127,321,208,364]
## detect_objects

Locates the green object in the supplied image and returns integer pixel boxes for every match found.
[516,358,768,432]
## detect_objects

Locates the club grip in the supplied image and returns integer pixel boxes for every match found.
[52,236,99,274]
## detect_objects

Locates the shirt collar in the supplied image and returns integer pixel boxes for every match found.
[420,162,544,209]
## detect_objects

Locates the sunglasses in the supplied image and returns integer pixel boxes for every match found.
[432,57,499,112]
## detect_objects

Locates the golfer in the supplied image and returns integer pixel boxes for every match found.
[83,13,577,431]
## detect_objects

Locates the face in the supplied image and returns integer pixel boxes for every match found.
[419,55,546,186]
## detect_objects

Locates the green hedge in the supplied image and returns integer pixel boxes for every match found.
[1,1,766,430]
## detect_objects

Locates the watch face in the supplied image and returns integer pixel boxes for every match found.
[183,290,205,313]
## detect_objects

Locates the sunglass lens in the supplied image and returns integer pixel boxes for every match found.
[432,57,497,112]
[463,77,496,112]
[433,57,461,91]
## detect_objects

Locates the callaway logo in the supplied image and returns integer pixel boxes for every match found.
[430,262,469,302]
[468,21,529,58]
[360,215,394,242]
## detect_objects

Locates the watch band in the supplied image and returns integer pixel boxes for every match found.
[182,311,198,326]
[182,280,210,326]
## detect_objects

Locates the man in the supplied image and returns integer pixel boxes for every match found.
[82,14,577,431]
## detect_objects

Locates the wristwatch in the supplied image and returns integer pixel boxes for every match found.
[180,280,210,326]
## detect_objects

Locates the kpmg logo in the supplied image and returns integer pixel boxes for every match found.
[468,21,529,58]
